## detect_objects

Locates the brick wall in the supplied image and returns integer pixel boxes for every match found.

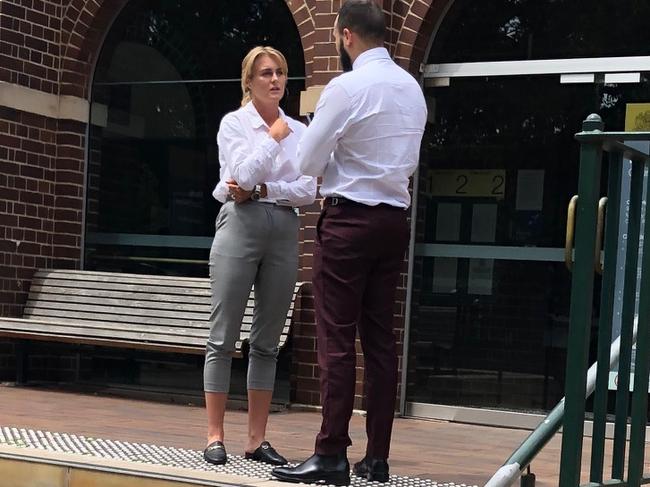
[0,0,443,409]
[0,0,103,316]
[0,108,85,317]
[0,1,62,93]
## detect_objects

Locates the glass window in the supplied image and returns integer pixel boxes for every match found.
[429,0,650,64]
[85,0,305,276]
[410,0,650,414]
[409,75,650,412]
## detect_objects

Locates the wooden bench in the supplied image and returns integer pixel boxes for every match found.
[0,269,304,382]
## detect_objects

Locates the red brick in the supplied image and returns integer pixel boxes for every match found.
[0,161,19,175]
[411,0,431,19]
[2,3,26,19]
[19,191,43,205]
[21,138,45,154]
[51,250,81,263]
[54,196,82,210]
[18,216,42,230]
[54,221,81,234]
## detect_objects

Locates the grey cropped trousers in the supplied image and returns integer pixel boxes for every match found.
[204,200,299,393]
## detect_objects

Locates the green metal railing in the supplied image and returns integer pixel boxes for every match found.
[485,114,650,487]
[561,115,650,487]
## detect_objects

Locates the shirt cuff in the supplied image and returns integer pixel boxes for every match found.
[264,181,282,200]
[212,182,228,203]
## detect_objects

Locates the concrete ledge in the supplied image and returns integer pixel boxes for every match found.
[0,82,89,123]
[0,444,289,487]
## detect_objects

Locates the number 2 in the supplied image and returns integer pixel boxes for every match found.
[456,175,468,194]
[491,175,504,195]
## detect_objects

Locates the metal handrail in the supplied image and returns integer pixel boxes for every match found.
[484,323,637,487]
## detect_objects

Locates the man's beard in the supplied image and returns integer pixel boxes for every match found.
[339,39,353,72]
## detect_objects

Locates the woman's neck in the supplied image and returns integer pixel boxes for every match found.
[252,99,280,127]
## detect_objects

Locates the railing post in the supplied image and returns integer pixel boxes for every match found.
[612,159,645,479]
[559,114,603,487]
[627,159,650,486]
[590,151,623,483]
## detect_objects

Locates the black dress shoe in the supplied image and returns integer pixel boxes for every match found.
[245,441,287,465]
[353,457,390,482]
[203,440,227,465]
[272,452,350,486]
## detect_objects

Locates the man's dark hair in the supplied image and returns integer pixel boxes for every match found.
[337,0,385,44]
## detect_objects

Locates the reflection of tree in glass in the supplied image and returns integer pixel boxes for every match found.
[96,0,304,82]
[429,0,650,64]
[600,93,620,110]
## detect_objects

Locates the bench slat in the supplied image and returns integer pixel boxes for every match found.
[0,316,210,339]
[23,308,211,327]
[27,293,211,313]
[34,270,210,286]
[0,319,208,347]
[25,300,210,320]
[28,285,213,306]
[30,278,212,297]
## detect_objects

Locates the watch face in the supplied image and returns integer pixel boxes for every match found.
[252,185,262,201]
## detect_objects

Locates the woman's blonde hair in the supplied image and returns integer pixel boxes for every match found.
[240,46,289,107]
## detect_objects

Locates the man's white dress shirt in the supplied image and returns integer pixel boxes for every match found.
[213,102,316,206]
[297,47,427,208]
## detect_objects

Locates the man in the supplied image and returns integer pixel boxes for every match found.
[272,1,427,485]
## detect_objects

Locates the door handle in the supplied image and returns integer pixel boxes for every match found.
[594,197,607,274]
[565,195,578,272]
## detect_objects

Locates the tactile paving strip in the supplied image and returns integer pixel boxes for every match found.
[0,426,476,487]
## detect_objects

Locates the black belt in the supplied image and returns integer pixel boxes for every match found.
[325,196,364,207]
[324,197,403,210]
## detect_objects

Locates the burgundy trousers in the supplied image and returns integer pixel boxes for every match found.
[313,199,410,459]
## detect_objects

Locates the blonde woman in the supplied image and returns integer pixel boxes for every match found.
[203,46,316,466]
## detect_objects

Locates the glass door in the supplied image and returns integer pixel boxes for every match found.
[406,73,650,414]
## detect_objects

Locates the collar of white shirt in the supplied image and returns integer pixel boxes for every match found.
[352,47,391,70]
[243,101,287,129]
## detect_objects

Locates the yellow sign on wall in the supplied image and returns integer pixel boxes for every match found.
[425,169,505,199]
[625,103,650,131]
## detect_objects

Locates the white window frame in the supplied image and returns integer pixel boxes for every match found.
[422,55,650,79]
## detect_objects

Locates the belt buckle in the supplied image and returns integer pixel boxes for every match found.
[331,197,340,206]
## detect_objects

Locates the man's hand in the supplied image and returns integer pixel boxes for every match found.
[269,118,291,142]
[227,179,253,204]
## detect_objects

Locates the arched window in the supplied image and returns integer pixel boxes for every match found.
[85,0,305,276]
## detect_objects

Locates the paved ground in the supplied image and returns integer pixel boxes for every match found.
[0,384,637,486]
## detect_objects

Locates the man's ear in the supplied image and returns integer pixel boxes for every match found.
[342,27,353,47]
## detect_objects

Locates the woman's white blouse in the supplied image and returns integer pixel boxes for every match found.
[212,102,317,207]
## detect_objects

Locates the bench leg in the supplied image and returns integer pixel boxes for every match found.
[75,351,82,382]
[15,340,29,385]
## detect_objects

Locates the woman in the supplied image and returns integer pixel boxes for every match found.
[203,46,316,466]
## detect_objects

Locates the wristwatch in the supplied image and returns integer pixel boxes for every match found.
[251,184,262,201]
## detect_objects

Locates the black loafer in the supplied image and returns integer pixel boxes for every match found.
[353,457,390,482]
[245,441,287,465]
[203,440,227,465]
[272,452,350,486]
